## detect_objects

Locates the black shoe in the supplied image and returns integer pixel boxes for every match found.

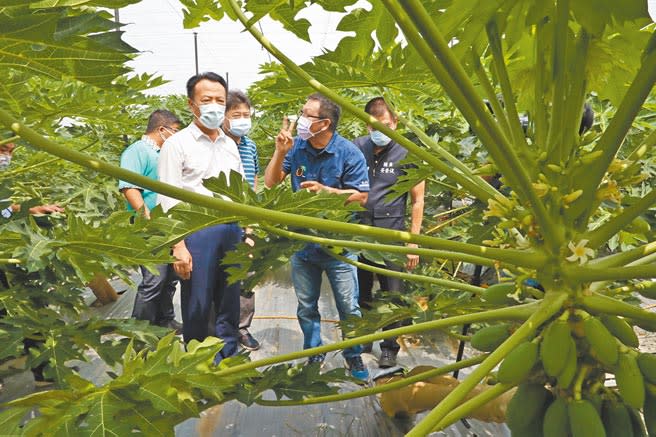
[159,319,183,335]
[361,343,373,354]
[239,332,261,351]
[378,349,398,368]
[306,353,326,367]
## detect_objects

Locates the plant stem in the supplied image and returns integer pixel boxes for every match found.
[261,223,536,268]
[255,354,487,407]
[0,109,544,269]
[589,241,656,269]
[546,0,570,160]
[407,291,567,436]
[213,302,540,378]
[583,188,656,249]
[486,19,531,163]
[580,292,656,325]
[432,383,513,430]
[397,0,562,253]
[328,251,486,295]
[570,31,656,227]
[0,258,21,264]
[223,0,496,203]
[565,264,656,282]
[0,135,18,146]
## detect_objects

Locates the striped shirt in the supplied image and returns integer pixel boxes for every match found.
[237,135,259,189]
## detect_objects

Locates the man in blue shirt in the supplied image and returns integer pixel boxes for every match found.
[264,93,371,381]
[119,109,182,332]
[222,90,261,351]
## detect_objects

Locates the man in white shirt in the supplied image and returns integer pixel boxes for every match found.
[158,72,244,363]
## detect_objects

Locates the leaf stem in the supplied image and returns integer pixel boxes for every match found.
[432,383,513,430]
[565,264,656,282]
[0,135,18,146]
[580,292,656,326]
[213,302,540,378]
[328,251,486,295]
[255,354,487,407]
[0,258,21,264]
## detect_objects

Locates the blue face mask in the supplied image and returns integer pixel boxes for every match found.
[229,118,252,137]
[197,103,225,130]
[370,130,392,147]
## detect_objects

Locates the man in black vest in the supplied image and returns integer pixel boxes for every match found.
[353,97,425,368]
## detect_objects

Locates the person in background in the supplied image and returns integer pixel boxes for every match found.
[118,109,182,333]
[353,97,425,368]
[158,72,244,364]
[222,90,261,351]
[264,93,371,382]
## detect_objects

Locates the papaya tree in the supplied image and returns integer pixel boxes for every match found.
[1,0,656,436]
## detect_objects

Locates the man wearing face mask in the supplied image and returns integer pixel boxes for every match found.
[158,72,245,363]
[264,93,371,382]
[118,109,182,332]
[353,97,425,368]
[222,90,261,351]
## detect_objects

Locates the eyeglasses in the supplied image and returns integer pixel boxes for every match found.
[162,126,179,134]
[299,110,322,119]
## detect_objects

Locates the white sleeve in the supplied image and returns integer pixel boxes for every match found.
[157,140,183,212]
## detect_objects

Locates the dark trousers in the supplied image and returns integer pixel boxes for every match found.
[131,264,177,324]
[239,292,255,333]
[357,256,404,352]
[181,223,241,360]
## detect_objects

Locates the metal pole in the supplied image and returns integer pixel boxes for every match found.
[226,72,229,89]
[193,32,199,75]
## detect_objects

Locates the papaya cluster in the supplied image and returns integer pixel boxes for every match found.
[469,298,656,436]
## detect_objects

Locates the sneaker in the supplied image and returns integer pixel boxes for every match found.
[378,348,398,368]
[239,332,261,351]
[361,343,373,354]
[345,356,370,382]
[306,353,326,366]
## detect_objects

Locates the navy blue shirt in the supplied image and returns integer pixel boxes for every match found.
[282,132,370,193]
[282,132,369,258]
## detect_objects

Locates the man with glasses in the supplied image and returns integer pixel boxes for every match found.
[119,109,183,332]
[264,93,371,382]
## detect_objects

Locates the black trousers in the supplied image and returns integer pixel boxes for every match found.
[131,264,178,324]
[357,256,404,352]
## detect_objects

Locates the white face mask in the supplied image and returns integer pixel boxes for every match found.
[228,118,252,137]
[370,130,392,147]
[297,116,327,140]
[196,103,225,130]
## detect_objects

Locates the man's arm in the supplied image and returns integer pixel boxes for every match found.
[121,188,149,218]
[406,180,426,270]
[298,181,368,205]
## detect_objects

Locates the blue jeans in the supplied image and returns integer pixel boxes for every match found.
[291,249,362,359]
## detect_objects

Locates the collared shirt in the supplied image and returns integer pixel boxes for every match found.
[282,132,369,193]
[237,135,259,190]
[353,135,410,230]
[158,122,244,212]
[118,136,161,212]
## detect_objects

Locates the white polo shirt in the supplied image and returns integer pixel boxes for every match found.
[158,122,244,212]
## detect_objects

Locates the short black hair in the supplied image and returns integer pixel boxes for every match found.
[226,90,251,112]
[145,109,181,133]
[186,72,228,99]
[364,97,396,119]
[307,92,340,132]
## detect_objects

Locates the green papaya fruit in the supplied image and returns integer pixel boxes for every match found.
[481,282,516,305]
[470,323,512,352]
[600,314,639,348]
[616,353,645,410]
[557,336,578,388]
[543,397,569,437]
[584,317,618,367]
[568,399,606,437]
[507,383,551,433]
[637,353,656,384]
[643,392,656,437]
[541,320,572,377]
[497,341,538,385]
[601,400,633,437]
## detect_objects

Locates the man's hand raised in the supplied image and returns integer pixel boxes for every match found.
[274,116,296,155]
